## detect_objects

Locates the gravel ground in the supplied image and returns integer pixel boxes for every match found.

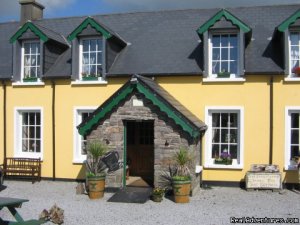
[0,181,299,225]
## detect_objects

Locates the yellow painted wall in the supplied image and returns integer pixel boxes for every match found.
[0,84,4,164]
[1,75,299,183]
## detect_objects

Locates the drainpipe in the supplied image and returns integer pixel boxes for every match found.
[2,81,7,160]
[52,80,56,180]
[269,75,274,165]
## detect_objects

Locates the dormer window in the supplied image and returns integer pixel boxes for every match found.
[22,41,41,82]
[80,38,104,81]
[210,33,239,78]
[197,9,251,81]
[289,31,300,77]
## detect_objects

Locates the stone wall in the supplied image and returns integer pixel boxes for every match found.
[87,92,201,192]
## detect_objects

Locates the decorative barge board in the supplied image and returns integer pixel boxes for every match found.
[245,164,282,191]
[77,75,207,191]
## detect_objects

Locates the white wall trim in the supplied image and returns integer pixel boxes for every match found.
[14,107,44,159]
[204,106,244,169]
[73,106,97,163]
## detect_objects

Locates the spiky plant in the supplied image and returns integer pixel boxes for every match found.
[173,147,192,179]
[86,141,107,176]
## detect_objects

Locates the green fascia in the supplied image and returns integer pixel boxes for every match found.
[67,17,112,41]
[78,84,134,136]
[136,83,200,139]
[197,9,251,34]
[10,22,48,43]
[278,9,300,32]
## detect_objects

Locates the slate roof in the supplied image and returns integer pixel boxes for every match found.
[0,4,300,79]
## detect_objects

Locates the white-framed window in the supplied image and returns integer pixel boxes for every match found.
[205,107,244,169]
[210,33,239,76]
[73,107,97,163]
[22,41,41,80]
[285,107,300,170]
[14,107,43,159]
[289,31,300,76]
[79,38,105,81]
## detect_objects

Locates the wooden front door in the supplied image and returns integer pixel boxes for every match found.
[126,121,154,185]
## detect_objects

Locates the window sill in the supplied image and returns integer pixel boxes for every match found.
[204,164,243,170]
[12,81,45,87]
[71,80,108,86]
[203,77,245,83]
[284,165,299,171]
[284,77,300,82]
[73,158,86,164]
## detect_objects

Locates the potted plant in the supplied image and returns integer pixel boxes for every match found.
[23,75,38,82]
[86,141,108,199]
[214,150,232,165]
[151,187,165,202]
[217,70,230,78]
[292,67,300,77]
[171,147,192,203]
[81,72,99,81]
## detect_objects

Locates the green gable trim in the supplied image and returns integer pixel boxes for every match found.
[78,80,200,139]
[197,9,251,34]
[78,84,134,136]
[136,83,200,139]
[10,22,48,43]
[278,9,300,32]
[67,17,112,41]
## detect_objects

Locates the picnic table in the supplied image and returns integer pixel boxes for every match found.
[0,197,45,225]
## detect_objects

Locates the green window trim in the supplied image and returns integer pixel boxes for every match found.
[67,17,112,41]
[197,9,251,35]
[78,80,201,139]
[10,22,48,43]
[278,10,300,32]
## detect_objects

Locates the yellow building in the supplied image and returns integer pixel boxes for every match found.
[0,1,299,190]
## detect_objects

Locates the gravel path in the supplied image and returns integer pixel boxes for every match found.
[0,181,299,225]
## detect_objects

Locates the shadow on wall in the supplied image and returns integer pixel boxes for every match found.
[283,170,299,189]
[75,163,86,181]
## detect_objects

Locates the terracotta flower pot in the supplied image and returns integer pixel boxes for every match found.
[172,179,191,203]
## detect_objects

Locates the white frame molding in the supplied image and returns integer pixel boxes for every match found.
[14,107,44,159]
[73,106,97,163]
[204,106,244,169]
[284,106,300,170]
[204,29,245,82]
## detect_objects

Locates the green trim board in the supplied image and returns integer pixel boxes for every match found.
[278,9,300,32]
[78,75,204,139]
[67,17,112,41]
[10,22,48,43]
[123,121,127,188]
[197,9,251,34]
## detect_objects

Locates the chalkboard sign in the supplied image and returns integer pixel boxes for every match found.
[101,151,122,173]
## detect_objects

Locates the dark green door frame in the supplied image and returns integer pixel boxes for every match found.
[122,121,127,188]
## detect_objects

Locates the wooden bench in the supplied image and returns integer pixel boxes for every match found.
[1,158,41,184]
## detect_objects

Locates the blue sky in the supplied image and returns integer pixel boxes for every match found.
[0,0,300,23]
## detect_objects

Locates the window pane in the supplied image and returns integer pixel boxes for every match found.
[212,61,219,74]
[221,35,229,47]
[291,146,300,158]
[82,40,89,52]
[290,33,299,46]
[221,113,229,127]
[31,43,37,54]
[31,56,36,66]
[230,145,237,159]
[230,35,238,47]
[24,43,30,54]
[212,113,220,127]
[90,65,96,76]
[231,47,238,60]
[291,130,299,144]
[212,144,219,158]
[23,113,28,125]
[221,48,228,60]
[221,129,229,143]
[212,129,220,143]
[230,61,237,74]
[29,126,35,139]
[221,145,229,154]
[90,40,97,51]
[212,48,220,60]
[97,65,102,76]
[36,127,41,139]
[24,56,31,66]
[30,67,36,77]
[291,113,299,128]
[212,35,220,47]
[97,39,103,50]
[97,52,102,64]
[22,140,29,152]
[291,46,299,60]
[90,53,96,64]
[82,53,89,64]
[35,140,41,153]
[230,129,238,143]
[221,62,229,72]
[230,114,238,127]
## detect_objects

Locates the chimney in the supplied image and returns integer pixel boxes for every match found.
[19,0,45,25]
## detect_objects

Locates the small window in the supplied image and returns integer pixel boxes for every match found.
[289,32,300,77]
[205,107,244,168]
[74,108,96,163]
[210,33,239,78]
[22,41,41,81]
[15,108,43,158]
[80,38,104,81]
[285,108,300,170]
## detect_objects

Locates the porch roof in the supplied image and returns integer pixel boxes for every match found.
[77,75,207,139]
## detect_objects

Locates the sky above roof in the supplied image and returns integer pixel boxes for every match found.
[0,0,299,23]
